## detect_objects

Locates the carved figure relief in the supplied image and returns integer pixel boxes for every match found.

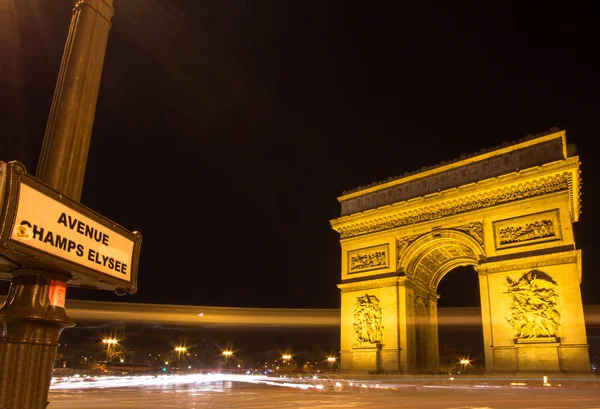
[493,210,561,249]
[353,294,384,345]
[499,220,555,245]
[454,222,484,246]
[505,270,560,339]
[396,235,419,267]
[348,244,388,273]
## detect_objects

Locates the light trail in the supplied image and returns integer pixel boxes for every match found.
[50,373,599,393]
[1,296,598,328]
[50,374,264,390]
[50,374,337,391]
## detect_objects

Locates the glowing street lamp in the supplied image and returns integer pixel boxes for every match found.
[175,346,187,362]
[281,354,292,370]
[102,339,118,362]
[459,358,470,374]
[327,356,337,372]
[222,350,233,372]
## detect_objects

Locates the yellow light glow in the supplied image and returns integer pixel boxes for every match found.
[282,354,292,360]
[175,346,187,353]
[222,350,233,357]
[102,338,117,345]
[327,357,336,363]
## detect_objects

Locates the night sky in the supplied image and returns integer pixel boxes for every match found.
[2,1,599,309]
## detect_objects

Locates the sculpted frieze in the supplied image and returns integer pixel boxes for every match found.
[493,210,561,250]
[348,244,389,273]
[499,220,555,245]
[337,175,568,239]
[353,294,384,345]
[505,270,560,339]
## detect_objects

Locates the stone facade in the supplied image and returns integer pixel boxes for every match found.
[331,130,590,375]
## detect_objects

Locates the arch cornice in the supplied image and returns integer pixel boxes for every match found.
[330,157,580,239]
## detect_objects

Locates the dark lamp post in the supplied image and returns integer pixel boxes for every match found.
[0,1,115,408]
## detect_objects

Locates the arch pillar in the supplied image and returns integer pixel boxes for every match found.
[475,250,590,375]
[338,275,442,374]
[412,290,441,374]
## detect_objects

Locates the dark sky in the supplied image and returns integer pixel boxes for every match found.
[2,0,599,309]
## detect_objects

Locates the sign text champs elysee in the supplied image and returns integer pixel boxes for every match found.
[0,161,142,294]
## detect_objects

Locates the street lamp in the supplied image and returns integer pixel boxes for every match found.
[459,358,470,374]
[222,350,233,371]
[327,356,337,372]
[102,338,118,363]
[281,354,292,371]
[175,346,187,363]
[174,346,187,370]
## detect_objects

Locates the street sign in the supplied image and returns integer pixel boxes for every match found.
[0,161,142,294]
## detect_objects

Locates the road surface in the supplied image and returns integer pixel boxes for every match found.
[48,376,600,408]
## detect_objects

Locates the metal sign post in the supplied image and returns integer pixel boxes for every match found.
[0,2,139,409]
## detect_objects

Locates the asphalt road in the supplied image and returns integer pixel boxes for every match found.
[48,381,600,409]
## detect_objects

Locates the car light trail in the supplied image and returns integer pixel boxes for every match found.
[49,374,385,392]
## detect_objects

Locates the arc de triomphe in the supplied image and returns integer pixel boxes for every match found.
[331,129,589,375]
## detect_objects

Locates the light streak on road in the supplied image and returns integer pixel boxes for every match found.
[50,374,338,391]
[50,374,395,392]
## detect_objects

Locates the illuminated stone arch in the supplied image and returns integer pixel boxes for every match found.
[333,130,590,375]
[398,229,485,292]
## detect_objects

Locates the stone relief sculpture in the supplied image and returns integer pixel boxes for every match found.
[454,222,484,246]
[396,235,419,267]
[499,219,555,245]
[353,294,384,345]
[505,269,561,339]
[349,250,387,272]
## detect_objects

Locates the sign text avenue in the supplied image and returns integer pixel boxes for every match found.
[10,183,134,281]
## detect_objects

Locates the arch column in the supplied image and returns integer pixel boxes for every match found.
[475,250,590,375]
[424,292,440,373]
[338,276,432,374]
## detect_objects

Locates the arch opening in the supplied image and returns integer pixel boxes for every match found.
[400,230,484,374]
[436,265,484,374]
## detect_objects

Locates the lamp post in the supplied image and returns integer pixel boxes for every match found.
[281,354,292,371]
[222,350,233,372]
[175,346,187,368]
[327,356,337,372]
[102,339,118,363]
[459,358,470,374]
[0,1,115,408]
